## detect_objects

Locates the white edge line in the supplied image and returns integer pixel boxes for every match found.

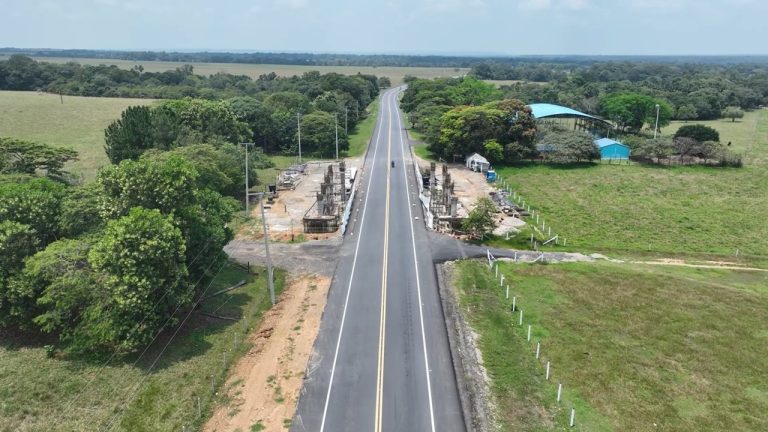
[319,89,391,432]
[395,89,437,432]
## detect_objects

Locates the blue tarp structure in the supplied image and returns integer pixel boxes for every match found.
[595,138,630,160]
[529,103,612,126]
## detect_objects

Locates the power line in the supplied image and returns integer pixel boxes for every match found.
[101,253,234,432]
[57,235,218,420]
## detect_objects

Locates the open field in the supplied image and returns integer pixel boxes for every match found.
[0,56,469,86]
[0,262,285,432]
[495,109,768,259]
[0,90,154,180]
[455,259,768,431]
[661,110,767,165]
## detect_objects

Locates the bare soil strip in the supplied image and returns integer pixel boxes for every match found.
[203,274,331,432]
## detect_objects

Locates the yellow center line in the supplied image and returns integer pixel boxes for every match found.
[374,93,393,432]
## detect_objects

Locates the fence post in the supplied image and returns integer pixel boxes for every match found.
[512,296,516,311]
[197,396,202,418]
[505,284,509,299]
[570,408,576,427]
[519,309,523,325]
[527,325,531,341]
[535,342,540,359]
[546,361,550,380]
[557,383,562,402]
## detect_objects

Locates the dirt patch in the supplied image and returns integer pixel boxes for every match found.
[203,274,331,432]
[413,154,526,235]
[238,158,362,243]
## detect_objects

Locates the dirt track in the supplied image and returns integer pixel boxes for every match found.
[203,274,331,432]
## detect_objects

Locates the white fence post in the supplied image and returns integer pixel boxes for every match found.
[535,342,540,359]
[557,383,562,402]
[570,408,576,427]
[527,325,531,341]
[519,309,523,325]
[546,361,550,380]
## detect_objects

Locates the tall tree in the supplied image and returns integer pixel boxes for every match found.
[676,105,698,122]
[722,106,744,122]
[0,138,78,179]
[599,92,672,132]
[0,221,40,325]
[0,178,67,244]
[462,197,498,240]
[86,207,189,352]
[104,105,154,164]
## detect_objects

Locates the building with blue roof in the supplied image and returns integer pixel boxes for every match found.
[595,138,630,160]
[529,103,613,127]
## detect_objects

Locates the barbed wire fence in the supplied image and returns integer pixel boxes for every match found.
[486,249,578,428]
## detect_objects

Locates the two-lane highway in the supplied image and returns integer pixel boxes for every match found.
[292,88,465,432]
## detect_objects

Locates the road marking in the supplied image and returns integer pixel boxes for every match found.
[395,89,437,432]
[319,89,391,432]
[374,90,394,432]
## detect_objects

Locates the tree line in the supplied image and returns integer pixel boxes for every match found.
[0,55,382,102]
[472,61,768,122]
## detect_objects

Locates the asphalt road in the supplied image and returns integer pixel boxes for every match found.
[292,88,465,432]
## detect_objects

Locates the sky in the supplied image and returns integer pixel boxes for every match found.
[1,0,766,55]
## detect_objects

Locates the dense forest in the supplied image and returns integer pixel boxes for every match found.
[471,61,768,121]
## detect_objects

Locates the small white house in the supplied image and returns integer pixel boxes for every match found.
[465,153,490,172]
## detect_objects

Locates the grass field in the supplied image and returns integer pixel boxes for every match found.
[0,262,285,432]
[0,90,154,180]
[0,90,379,184]
[0,56,469,86]
[347,97,379,157]
[455,259,768,431]
[495,109,768,259]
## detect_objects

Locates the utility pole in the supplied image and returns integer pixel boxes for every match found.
[654,103,660,139]
[240,142,254,218]
[296,112,302,163]
[259,194,276,305]
[334,112,339,160]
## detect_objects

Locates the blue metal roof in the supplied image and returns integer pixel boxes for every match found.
[529,103,610,125]
[594,138,629,149]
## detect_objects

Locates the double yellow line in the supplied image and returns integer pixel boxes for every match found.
[373,92,393,432]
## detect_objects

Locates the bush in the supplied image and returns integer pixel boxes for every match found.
[674,124,720,143]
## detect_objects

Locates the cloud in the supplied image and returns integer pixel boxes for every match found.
[274,0,308,9]
[562,0,588,10]
[519,0,551,10]
[518,0,589,11]
[421,0,486,13]
[629,0,686,9]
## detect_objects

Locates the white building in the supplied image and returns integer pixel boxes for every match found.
[465,153,490,172]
